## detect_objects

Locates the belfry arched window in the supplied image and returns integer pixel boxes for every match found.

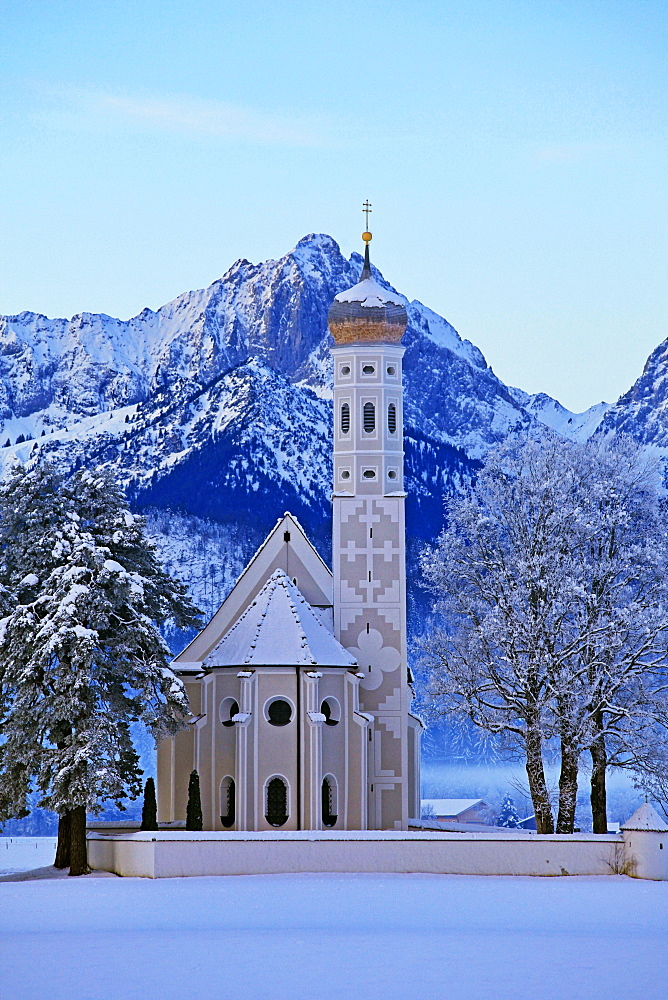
[388,403,397,434]
[322,775,338,828]
[265,776,289,827]
[340,403,350,434]
[220,776,235,828]
[363,402,376,433]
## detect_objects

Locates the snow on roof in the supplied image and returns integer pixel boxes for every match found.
[621,803,668,832]
[421,799,486,816]
[204,569,357,668]
[334,275,405,309]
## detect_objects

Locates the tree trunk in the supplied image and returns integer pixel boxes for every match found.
[525,727,554,834]
[54,811,71,868]
[556,740,579,833]
[590,719,608,834]
[68,805,89,876]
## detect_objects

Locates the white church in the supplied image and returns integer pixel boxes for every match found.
[157,228,423,832]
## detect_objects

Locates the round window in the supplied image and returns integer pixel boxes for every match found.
[340,365,351,376]
[266,699,293,726]
[340,470,351,480]
[388,470,398,480]
[387,365,396,376]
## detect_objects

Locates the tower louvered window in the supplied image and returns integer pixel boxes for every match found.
[363,402,376,433]
[266,777,288,827]
[340,403,350,434]
[388,403,397,434]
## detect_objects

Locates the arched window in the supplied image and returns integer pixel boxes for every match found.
[219,698,239,728]
[266,698,292,727]
[220,776,235,828]
[320,697,341,726]
[388,403,397,434]
[265,777,289,827]
[322,775,338,828]
[363,402,376,433]
[340,402,350,434]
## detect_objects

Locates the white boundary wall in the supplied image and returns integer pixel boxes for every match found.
[88,829,628,879]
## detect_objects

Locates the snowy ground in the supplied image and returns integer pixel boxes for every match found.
[1,868,666,1000]
[0,837,57,875]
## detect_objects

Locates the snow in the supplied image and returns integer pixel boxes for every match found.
[421,798,485,816]
[622,803,668,832]
[0,837,57,875]
[18,573,39,588]
[1,871,666,1000]
[204,569,356,668]
[334,275,406,308]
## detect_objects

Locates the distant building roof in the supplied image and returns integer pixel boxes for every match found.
[421,798,487,817]
[204,569,357,668]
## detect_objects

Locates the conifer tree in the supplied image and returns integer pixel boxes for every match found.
[0,463,201,874]
[186,769,203,831]
[141,777,158,831]
[497,794,521,829]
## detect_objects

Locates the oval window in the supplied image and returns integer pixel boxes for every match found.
[362,364,375,375]
[340,402,350,434]
[363,469,376,479]
[388,403,397,434]
[267,699,292,726]
[363,402,376,433]
[266,777,289,827]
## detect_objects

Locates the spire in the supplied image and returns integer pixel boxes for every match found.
[361,199,373,279]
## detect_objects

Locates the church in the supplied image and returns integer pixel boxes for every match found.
[157,224,422,832]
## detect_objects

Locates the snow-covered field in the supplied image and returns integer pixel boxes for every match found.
[1,870,666,1000]
[0,837,57,875]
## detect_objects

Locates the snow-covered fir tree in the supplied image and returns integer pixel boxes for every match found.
[0,464,201,874]
[497,794,521,829]
[420,433,668,835]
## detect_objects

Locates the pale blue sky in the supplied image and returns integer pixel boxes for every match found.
[1,0,666,411]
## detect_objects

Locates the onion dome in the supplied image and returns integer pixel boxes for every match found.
[328,235,408,345]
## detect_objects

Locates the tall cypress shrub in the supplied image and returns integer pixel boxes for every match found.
[186,770,203,831]
[141,777,158,831]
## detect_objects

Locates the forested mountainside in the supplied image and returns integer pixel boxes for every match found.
[0,233,621,650]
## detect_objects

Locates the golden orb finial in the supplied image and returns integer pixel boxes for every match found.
[362,231,372,243]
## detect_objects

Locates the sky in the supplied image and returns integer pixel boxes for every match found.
[1,0,666,413]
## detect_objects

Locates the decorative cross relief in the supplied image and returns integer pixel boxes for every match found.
[347,628,401,691]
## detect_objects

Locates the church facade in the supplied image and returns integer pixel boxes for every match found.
[157,232,422,831]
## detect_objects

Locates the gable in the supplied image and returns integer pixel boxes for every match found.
[173,512,333,669]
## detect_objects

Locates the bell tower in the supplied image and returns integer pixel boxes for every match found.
[328,208,415,829]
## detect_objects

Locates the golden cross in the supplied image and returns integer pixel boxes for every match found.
[362,200,372,229]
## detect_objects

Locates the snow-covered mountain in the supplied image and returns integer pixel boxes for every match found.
[595,337,668,447]
[0,233,612,632]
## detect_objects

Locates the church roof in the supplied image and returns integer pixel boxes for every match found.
[173,512,333,671]
[204,569,357,668]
